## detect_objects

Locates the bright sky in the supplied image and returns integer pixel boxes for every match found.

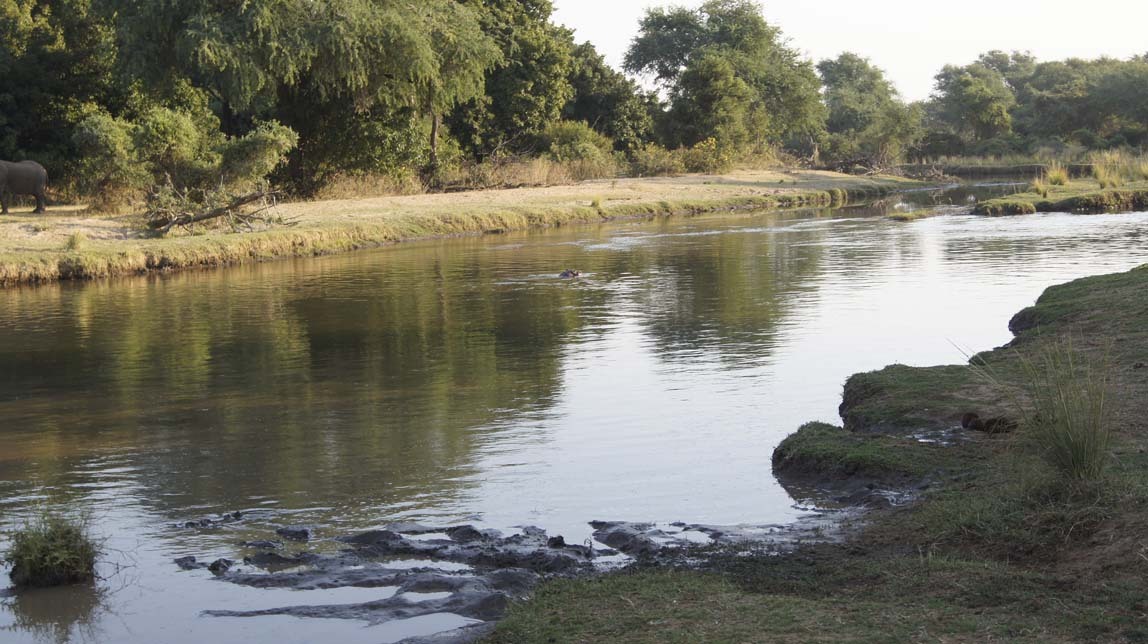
[553,0,1148,101]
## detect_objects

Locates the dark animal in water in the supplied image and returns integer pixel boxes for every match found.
[0,160,49,214]
[560,269,581,278]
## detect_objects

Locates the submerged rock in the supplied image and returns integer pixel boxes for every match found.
[275,526,312,542]
[192,517,849,642]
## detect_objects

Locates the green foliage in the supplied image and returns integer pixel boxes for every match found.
[680,138,735,173]
[626,0,824,154]
[629,144,685,177]
[539,121,618,180]
[449,0,573,157]
[71,110,149,205]
[930,63,1016,144]
[564,42,653,153]
[818,53,923,167]
[1017,343,1112,481]
[0,0,120,178]
[219,121,299,191]
[5,512,99,587]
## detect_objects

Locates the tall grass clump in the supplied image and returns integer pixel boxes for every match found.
[1018,343,1112,482]
[1045,161,1069,186]
[5,513,100,587]
[1029,177,1049,198]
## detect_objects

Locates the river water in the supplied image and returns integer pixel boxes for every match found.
[2,183,1148,642]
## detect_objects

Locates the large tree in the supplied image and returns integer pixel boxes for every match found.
[0,0,119,175]
[449,0,573,158]
[104,0,500,186]
[817,53,921,167]
[928,63,1016,144]
[624,0,824,151]
[564,42,653,153]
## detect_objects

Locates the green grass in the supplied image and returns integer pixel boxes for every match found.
[4,513,100,587]
[1015,343,1113,481]
[975,178,1148,215]
[772,421,984,483]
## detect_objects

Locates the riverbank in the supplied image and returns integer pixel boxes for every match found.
[0,169,916,286]
[486,263,1148,642]
[976,178,1148,215]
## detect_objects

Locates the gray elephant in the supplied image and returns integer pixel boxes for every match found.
[0,160,49,214]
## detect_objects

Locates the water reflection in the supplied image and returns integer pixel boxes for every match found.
[2,185,1148,642]
[0,584,106,644]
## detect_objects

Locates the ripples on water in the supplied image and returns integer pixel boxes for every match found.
[2,186,1148,642]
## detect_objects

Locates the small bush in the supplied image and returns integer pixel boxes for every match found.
[629,144,685,177]
[1019,343,1111,482]
[1045,161,1068,186]
[5,513,99,587]
[680,138,735,174]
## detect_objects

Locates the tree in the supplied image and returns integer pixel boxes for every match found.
[0,0,120,178]
[564,42,653,153]
[930,63,1016,143]
[624,0,824,152]
[817,53,920,167]
[449,0,573,157]
[105,0,500,186]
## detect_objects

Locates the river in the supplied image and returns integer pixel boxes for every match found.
[2,182,1147,642]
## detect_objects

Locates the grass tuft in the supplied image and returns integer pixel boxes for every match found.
[65,233,86,251]
[1046,161,1069,186]
[5,513,100,587]
[1018,342,1112,481]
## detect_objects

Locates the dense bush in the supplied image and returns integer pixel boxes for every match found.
[630,144,685,177]
[5,513,100,588]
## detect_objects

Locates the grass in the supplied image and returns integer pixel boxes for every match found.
[0,169,921,286]
[4,513,100,587]
[485,263,1148,643]
[1046,161,1069,186]
[1017,343,1112,481]
[975,177,1148,215]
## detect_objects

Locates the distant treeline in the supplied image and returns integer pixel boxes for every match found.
[1,0,1145,208]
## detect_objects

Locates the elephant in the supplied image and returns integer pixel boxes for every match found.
[0,160,49,214]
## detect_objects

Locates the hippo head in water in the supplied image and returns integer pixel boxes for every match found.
[560,269,581,279]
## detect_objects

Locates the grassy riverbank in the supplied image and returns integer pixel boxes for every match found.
[487,264,1148,642]
[0,170,915,286]
[976,178,1148,215]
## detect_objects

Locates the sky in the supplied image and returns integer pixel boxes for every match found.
[552,0,1148,101]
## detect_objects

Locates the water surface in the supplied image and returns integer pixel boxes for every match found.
[2,184,1148,642]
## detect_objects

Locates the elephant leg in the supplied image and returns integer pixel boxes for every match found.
[1,191,8,215]
[34,192,45,214]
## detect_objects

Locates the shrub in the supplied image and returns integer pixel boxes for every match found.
[539,121,618,181]
[72,111,150,209]
[5,513,100,587]
[629,144,685,177]
[218,121,299,191]
[1019,343,1112,482]
[680,138,735,174]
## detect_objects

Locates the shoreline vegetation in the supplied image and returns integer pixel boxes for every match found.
[0,170,917,287]
[486,263,1148,642]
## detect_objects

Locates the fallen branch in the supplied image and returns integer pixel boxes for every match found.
[147,187,287,234]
